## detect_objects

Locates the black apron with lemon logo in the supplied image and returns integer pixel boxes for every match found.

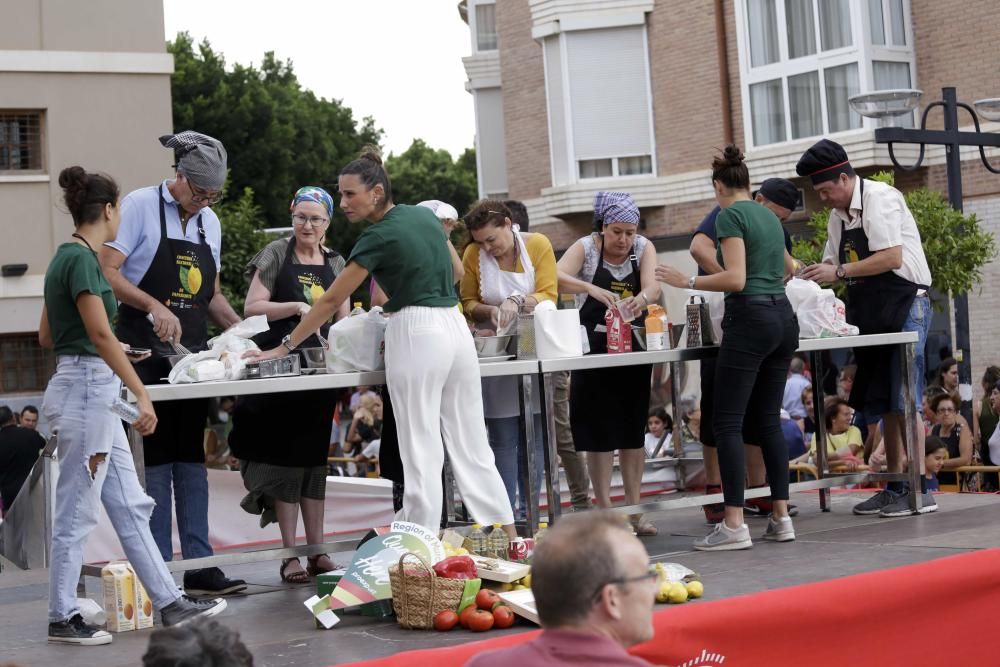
[115,184,217,465]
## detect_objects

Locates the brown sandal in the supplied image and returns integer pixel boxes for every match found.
[631,518,659,537]
[307,554,337,576]
[280,557,309,584]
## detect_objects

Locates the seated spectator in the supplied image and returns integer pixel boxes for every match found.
[798,386,815,441]
[922,385,950,433]
[678,395,702,455]
[973,366,1000,490]
[929,394,973,486]
[794,397,863,470]
[987,381,1000,473]
[142,618,253,667]
[782,357,812,419]
[346,394,383,476]
[466,512,656,667]
[837,365,857,401]
[348,385,377,413]
[781,409,806,460]
[0,405,45,516]
[19,405,41,432]
[923,436,948,493]
[643,408,673,458]
[932,357,960,396]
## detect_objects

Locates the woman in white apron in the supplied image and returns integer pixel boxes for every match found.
[459,201,558,517]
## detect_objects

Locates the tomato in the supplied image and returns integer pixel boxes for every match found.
[467,609,495,632]
[459,604,478,628]
[434,610,459,632]
[475,589,501,610]
[492,605,515,629]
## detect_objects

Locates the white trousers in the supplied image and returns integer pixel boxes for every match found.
[385,306,514,531]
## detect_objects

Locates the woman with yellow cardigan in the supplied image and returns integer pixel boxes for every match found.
[460,200,558,519]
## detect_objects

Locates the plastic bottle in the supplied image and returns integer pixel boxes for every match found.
[350,301,365,316]
[110,398,140,424]
[534,522,549,545]
[466,523,487,556]
[645,305,666,351]
[488,522,509,560]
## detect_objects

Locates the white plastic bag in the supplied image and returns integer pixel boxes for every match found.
[533,301,583,359]
[796,289,858,338]
[785,278,821,313]
[326,307,388,372]
[168,350,223,384]
[207,315,268,380]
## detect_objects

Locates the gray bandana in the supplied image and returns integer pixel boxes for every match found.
[159,131,228,190]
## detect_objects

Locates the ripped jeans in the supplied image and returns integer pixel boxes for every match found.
[43,355,181,623]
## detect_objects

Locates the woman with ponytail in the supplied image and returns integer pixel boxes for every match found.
[39,167,226,646]
[657,146,799,551]
[248,147,517,538]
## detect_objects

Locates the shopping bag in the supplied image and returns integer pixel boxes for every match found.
[785,277,821,313]
[796,290,858,338]
[685,296,716,348]
[326,307,388,372]
[605,308,632,354]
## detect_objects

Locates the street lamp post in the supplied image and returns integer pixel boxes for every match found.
[849,86,1000,421]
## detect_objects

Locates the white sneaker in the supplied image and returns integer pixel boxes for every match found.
[693,521,753,551]
[762,515,796,542]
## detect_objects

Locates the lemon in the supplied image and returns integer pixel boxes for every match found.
[685,581,704,598]
[520,574,532,588]
[499,582,514,592]
[656,582,671,603]
[188,266,202,294]
[667,583,688,604]
[455,547,469,556]
[513,584,527,591]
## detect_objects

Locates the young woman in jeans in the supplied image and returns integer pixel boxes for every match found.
[657,145,798,551]
[39,167,225,645]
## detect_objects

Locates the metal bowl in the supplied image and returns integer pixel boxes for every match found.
[299,347,326,369]
[474,334,514,358]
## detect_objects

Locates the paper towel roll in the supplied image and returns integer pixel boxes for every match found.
[534,307,583,359]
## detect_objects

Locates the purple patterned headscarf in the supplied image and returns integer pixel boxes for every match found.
[290,186,335,220]
[593,191,640,226]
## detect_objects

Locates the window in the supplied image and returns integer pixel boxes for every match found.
[737,0,915,148]
[544,24,656,186]
[0,112,43,172]
[475,3,497,51]
[0,334,54,393]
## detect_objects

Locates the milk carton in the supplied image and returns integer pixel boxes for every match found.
[101,562,136,632]
[133,575,154,630]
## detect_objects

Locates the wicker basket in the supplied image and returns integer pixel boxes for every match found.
[388,552,467,630]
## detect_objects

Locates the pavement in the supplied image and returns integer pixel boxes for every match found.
[2,489,998,667]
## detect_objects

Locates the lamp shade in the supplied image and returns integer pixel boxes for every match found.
[973,98,1000,122]
[849,89,922,119]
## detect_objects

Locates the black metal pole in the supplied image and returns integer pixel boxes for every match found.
[940,87,974,423]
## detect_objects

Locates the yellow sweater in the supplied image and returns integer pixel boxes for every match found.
[460,232,558,318]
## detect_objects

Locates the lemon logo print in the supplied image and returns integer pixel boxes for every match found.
[179,266,202,294]
[303,283,324,305]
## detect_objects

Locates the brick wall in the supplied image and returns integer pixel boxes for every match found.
[961,196,1000,390]
[496,0,551,201]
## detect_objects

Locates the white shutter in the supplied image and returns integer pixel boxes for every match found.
[565,25,652,161]
[544,36,570,186]
[475,88,508,197]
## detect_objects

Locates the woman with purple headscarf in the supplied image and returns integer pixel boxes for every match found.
[229,186,350,584]
[556,191,662,535]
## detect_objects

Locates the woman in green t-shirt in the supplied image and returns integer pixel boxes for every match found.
[249,146,516,538]
[39,167,226,646]
[657,145,798,552]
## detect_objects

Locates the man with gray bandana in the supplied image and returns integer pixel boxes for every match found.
[99,131,245,595]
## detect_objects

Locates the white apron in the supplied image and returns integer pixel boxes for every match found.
[479,228,541,419]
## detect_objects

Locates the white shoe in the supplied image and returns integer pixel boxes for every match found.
[762,515,796,542]
[693,521,753,551]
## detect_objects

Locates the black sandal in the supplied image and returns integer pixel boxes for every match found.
[307,554,336,576]
[280,557,309,584]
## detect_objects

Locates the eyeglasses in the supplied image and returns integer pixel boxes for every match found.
[291,214,329,228]
[590,565,659,602]
[937,406,956,414]
[186,180,222,205]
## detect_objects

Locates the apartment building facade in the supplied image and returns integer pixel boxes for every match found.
[0,0,173,399]
[463,0,1000,380]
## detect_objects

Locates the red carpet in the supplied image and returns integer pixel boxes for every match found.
[339,548,1000,666]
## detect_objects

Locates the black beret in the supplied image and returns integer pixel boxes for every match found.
[753,178,801,212]
[795,138,855,184]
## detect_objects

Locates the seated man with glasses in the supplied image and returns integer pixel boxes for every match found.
[468,512,657,667]
[98,131,246,597]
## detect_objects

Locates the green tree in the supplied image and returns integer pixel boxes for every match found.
[385,140,479,215]
[792,171,997,306]
[212,186,266,317]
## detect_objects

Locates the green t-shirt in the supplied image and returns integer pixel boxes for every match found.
[715,200,785,295]
[348,205,459,312]
[44,243,118,356]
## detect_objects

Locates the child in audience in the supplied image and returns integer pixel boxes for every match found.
[644,408,673,458]
[924,436,947,492]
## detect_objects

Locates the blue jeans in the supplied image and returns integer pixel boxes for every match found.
[889,295,931,415]
[146,462,213,561]
[42,356,182,622]
[485,414,545,518]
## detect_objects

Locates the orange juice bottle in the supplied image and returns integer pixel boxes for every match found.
[645,305,666,350]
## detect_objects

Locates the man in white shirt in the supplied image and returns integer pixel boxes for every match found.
[797,139,934,518]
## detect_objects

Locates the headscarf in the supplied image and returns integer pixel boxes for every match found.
[417,199,459,221]
[593,191,640,226]
[158,131,228,190]
[290,186,335,220]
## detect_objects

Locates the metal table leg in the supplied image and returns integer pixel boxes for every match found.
[519,374,538,536]
[539,372,561,526]
[669,361,686,487]
[127,425,146,492]
[809,352,831,511]
[903,341,923,512]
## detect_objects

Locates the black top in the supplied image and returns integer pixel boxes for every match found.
[0,426,45,512]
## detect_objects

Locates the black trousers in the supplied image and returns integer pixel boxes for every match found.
[714,296,799,508]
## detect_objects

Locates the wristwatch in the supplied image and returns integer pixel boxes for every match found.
[836,265,847,281]
[281,334,297,352]
[688,276,697,290]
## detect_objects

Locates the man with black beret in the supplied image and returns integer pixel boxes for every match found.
[797,138,934,518]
